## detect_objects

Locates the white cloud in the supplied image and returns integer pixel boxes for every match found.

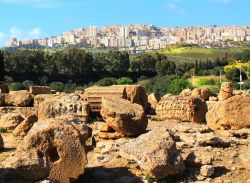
[165,0,186,15]
[10,26,23,39]
[28,27,42,38]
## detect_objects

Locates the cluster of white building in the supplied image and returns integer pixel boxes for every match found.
[8,25,250,51]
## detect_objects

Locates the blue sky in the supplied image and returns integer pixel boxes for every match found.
[0,0,250,47]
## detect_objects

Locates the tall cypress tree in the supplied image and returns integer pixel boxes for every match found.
[0,50,5,81]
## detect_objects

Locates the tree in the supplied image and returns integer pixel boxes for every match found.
[0,50,5,81]
[156,60,176,76]
[225,67,247,82]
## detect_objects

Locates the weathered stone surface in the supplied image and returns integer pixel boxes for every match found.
[120,128,184,180]
[84,86,127,113]
[13,114,38,137]
[34,94,52,108]
[209,96,218,101]
[200,165,215,177]
[0,134,3,150]
[0,107,37,117]
[5,90,33,107]
[219,82,233,101]
[239,146,250,170]
[29,86,51,95]
[113,85,148,111]
[101,97,148,136]
[191,88,212,101]
[0,113,24,131]
[206,101,218,111]
[2,119,87,183]
[179,89,192,97]
[148,93,161,110]
[98,131,124,140]
[234,90,250,97]
[206,95,250,130]
[156,94,207,123]
[0,93,4,106]
[38,94,90,122]
[54,115,92,142]
[0,83,9,93]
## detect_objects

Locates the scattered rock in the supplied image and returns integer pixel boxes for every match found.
[33,94,52,108]
[38,94,90,122]
[219,82,233,101]
[120,128,184,181]
[147,93,161,113]
[192,88,212,101]
[179,89,192,97]
[200,165,215,177]
[239,146,250,170]
[156,94,207,123]
[99,123,113,132]
[13,114,38,137]
[0,113,24,131]
[83,86,127,113]
[0,134,4,150]
[98,131,124,140]
[120,85,148,111]
[2,118,87,183]
[185,150,214,166]
[206,95,250,130]
[6,90,33,107]
[101,97,148,136]
[209,96,218,101]
[0,83,9,93]
[206,101,218,111]
[29,86,51,95]
[0,93,4,106]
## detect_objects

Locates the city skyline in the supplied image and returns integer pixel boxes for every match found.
[1,0,250,47]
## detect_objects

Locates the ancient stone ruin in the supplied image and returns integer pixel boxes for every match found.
[0,83,249,183]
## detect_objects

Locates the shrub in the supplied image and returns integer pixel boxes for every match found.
[197,78,216,86]
[39,76,48,86]
[168,76,192,95]
[50,82,64,92]
[0,127,7,133]
[225,67,247,82]
[9,82,25,91]
[22,80,34,90]
[4,76,13,83]
[64,83,77,93]
[116,77,133,85]
[145,75,191,96]
[96,77,117,86]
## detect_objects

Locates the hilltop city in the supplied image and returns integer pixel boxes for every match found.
[8,24,250,52]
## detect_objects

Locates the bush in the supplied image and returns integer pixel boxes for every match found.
[168,76,192,95]
[96,77,117,86]
[39,76,48,86]
[0,127,7,133]
[197,78,216,86]
[145,75,191,96]
[225,67,247,82]
[9,82,25,91]
[50,82,64,92]
[116,77,133,85]
[22,80,34,90]
[4,76,13,83]
[64,82,77,93]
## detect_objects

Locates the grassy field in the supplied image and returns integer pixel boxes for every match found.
[158,47,244,62]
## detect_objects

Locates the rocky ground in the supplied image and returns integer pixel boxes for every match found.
[2,119,248,183]
[0,84,250,183]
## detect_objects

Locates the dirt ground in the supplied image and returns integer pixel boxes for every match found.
[1,119,250,183]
